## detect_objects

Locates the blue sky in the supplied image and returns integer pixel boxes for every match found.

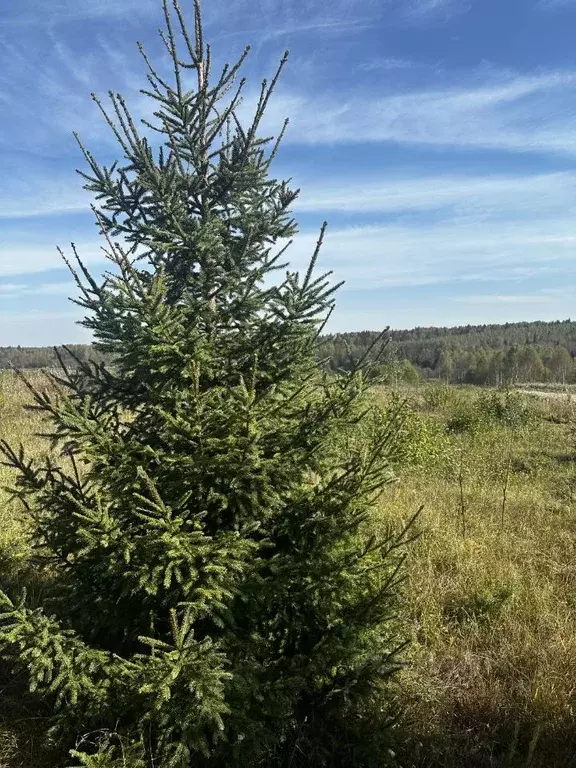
[2,0,576,345]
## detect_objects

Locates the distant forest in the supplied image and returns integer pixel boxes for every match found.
[2,319,576,386]
[323,319,576,385]
[0,345,109,371]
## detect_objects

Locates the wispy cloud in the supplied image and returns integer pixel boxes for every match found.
[358,57,417,72]
[199,0,382,44]
[4,165,575,299]
[0,243,104,278]
[0,19,151,155]
[0,283,27,295]
[0,176,90,219]
[2,0,157,25]
[7,168,574,227]
[286,218,576,291]
[453,293,559,304]
[6,2,572,162]
[259,70,576,155]
[2,0,576,341]
[403,0,473,21]
[5,208,576,292]
[4,0,468,32]
[537,0,576,9]
[0,281,74,298]
[295,171,576,218]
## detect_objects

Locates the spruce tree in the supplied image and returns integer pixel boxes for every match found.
[0,2,414,765]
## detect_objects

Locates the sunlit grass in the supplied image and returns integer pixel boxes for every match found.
[0,371,57,768]
[0,374,575,766]
[372,385,576,767]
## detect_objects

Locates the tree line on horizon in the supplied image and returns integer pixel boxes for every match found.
[3,319,576,386]
[322,319,576,385]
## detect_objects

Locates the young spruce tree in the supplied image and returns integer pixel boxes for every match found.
[0,2,414,765]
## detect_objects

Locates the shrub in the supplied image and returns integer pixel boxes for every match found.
[421,382,462,413]
[477,390,534,428]
[372,395,449,470]
[447,390,534,434]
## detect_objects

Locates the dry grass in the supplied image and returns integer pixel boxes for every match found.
[0,373,575,766]
[0,371,58,767]
[372,385,576,767]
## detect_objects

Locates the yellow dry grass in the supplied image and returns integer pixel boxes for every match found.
[0,373,575,766]
[372,385,576,767]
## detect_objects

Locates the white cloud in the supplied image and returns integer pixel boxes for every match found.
[0,283,27,295]
[359,57,417,72]
[3,0,157,25]
[537,0,576,8]
[403,0,473,21]
[258,70,576,155]
[0,0,467,52]
[0,24,148,155]
[1,0,575,341]
[4,0,574,161]
[5,206,575,293]
[294,171,576,218]
[5,0,469,31]
[10,169,576,222]
[0,243,105,278]
[453,293,559,304]
[284,218,576,290]
[4,168,575,296]
[0,282,74,298]
[0,181,89,220]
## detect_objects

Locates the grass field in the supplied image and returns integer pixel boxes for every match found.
[374,384,576,767]
[0,372,57,767]
[0,371,575,766]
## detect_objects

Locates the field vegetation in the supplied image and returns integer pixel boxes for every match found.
[2,0,576,763]
[1,370,575,766]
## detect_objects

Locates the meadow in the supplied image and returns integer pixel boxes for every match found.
[0,371,575,767]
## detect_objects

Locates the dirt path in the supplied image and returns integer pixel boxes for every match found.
[517,388,574,400]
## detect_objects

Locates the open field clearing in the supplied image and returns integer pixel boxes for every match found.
[372,385,576,767]
[1,373,576,766]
